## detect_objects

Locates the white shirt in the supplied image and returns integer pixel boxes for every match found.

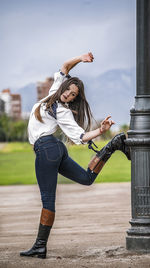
[28,71,85,145]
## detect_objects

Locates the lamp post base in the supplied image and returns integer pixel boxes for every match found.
[126,236,150,252]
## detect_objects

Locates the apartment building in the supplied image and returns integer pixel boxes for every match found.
[0,89,21,119]
[11,93,21,119]
[0,99,5,115]
[37,77,54,101]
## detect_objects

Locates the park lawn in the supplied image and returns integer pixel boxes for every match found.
[0,141,131,185]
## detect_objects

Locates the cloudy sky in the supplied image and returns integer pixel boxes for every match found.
[0,0,136,90]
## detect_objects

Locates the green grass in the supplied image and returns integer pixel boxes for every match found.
[0,141,131,185]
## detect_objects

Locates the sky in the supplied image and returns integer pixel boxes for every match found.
[0,0,136,90]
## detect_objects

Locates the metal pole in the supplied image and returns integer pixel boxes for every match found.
[126,0,150,251]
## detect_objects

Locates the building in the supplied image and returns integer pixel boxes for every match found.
[0,89,11,115]
[0,89,21,119]
[37,77,54,101]
[0,99,5,115]
[11,94,21,119]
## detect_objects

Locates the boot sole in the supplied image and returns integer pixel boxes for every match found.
[112,133,131,160]
[20,253,46,259]
[120,133,131,160]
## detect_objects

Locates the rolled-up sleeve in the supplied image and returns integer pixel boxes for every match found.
[56,104,86,145]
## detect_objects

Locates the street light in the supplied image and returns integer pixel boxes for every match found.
[126,0,150,251]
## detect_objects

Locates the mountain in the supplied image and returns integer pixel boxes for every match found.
[12,68,136,125]
[82,68,136,126]
[13,83,37,115]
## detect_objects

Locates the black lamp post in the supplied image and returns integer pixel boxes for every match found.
[126,0,150,251]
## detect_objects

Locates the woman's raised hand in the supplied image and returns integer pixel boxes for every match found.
[80,52,94,62]
[82,115,115,142]
[61,53,94,74]
[99,116,115,134]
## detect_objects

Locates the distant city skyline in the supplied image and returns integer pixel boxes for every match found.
[0,0,136,90]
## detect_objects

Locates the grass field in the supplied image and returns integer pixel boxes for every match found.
[0,141,131,185]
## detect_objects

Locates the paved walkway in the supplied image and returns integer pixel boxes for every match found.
[0,183,150,268]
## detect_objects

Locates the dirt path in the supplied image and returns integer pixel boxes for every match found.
[0,183,150,268]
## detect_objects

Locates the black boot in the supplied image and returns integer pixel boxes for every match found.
[88,133,131,174]
[99,132,131,161]
[20,208,55,259]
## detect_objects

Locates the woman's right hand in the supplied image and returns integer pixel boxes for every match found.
[80,52,94,62]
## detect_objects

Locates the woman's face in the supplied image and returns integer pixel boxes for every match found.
[60,84,79,103]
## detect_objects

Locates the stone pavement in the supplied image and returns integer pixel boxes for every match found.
[0,183,150,268]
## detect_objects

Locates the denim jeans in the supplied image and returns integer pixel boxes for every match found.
[34,135,97,212]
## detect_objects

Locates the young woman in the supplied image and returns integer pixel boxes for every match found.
[20,52,130,259]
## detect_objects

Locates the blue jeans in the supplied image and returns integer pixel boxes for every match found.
[34,135,97,212]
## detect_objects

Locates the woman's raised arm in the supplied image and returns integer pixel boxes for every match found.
[61,52,94,75]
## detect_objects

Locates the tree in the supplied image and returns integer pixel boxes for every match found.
[11,120,28,141]
[0,114,28,142]
[119,124,129,135]
[0,114,13,141]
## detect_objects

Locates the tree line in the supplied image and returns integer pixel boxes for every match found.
[0,114,28,142]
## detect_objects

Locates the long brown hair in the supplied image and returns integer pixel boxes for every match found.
[34,77,93,131]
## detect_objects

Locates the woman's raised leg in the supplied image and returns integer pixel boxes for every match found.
[59,155,97,185]
[58,133,130,185]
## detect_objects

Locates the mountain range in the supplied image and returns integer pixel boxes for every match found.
[12,68,136,127]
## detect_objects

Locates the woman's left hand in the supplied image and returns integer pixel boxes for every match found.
[100,115,115,134]
[80,52,94,62]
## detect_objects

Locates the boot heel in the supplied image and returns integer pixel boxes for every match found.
[38,253,46,259]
